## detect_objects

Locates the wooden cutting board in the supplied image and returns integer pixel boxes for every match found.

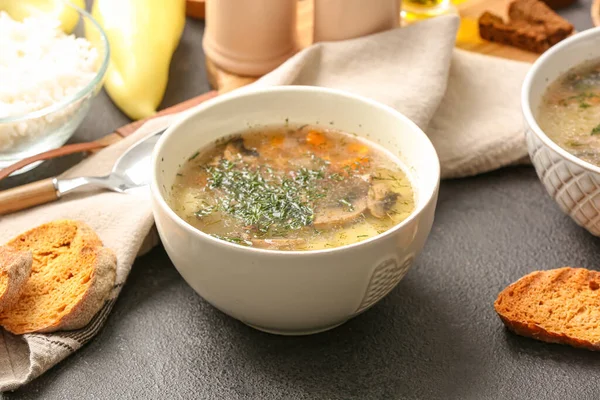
[205,0,542,94]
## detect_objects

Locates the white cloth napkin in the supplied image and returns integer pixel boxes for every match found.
[0,14,531,391]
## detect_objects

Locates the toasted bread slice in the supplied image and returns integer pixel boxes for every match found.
[0,246,32,313]
[479,12,551,53]
[495,267,600,351]
[0,220,117,334]
[479,0,573,53]
[508,0,573,45]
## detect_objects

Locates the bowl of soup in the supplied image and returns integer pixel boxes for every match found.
[151,86,440,335]
[523,27,600,236]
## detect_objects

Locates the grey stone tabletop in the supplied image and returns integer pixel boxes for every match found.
[2,2,600,399]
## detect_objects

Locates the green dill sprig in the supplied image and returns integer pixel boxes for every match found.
[203,159,328,233]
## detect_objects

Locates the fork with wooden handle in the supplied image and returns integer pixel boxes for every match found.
[0,91,218,215]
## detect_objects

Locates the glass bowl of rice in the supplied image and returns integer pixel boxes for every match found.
[0,1,109,174]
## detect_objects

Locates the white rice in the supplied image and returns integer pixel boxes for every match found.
[0,11,99,151]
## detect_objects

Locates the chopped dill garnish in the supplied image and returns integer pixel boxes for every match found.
[188,151,200,161]
[205,159,327,233]
[570,92,600,101]
[591,124,600,135]
[328,173,344,181]
[338,198,354,211]
[194,206,215,218]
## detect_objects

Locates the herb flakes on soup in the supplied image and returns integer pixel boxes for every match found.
[538,59,600,166]
[168,125,415,251]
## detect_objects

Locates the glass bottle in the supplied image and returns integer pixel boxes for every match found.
[401,0,456,23]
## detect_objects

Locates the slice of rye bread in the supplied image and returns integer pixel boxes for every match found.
[478,0,573,53]
[508,0,573,45]
[0,220,117,334]
[0,246,32,313]
[495,267,600,351]
[479,12,551,53]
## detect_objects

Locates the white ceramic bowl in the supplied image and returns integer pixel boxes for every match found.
[151,86,440,335]
[523,27,600,236]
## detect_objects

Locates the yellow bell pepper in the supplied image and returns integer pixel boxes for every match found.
[0,0,85,33]
[87,0,186,120]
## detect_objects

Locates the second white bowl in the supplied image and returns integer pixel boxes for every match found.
[523,27,600,236]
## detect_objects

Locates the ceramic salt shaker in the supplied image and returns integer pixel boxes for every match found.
[313,0,400,42]
[202,0,298,77]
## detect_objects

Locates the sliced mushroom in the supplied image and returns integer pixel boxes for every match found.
[223,137,259,164]
[313,197,368,229]
[367,182,399,219]
[251,238,305,250]
[313,176,369,229]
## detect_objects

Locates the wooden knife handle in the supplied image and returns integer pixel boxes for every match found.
[0,178,59,215]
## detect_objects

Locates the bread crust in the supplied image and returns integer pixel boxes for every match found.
[0,220,117,334]
[495,268,600,351]
[37,247,117,333]
[540,0,576,9]
[0,247,32,313]
[497,314,600,351]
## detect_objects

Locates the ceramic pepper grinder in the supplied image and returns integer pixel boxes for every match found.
[313,0,400,42]
[203,0,298,77]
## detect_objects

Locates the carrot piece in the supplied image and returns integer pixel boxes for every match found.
[270,135,285,147]
[347,143,369,155]
[354,157,370,168]
[306,131,327,147]
[338,157,370,171]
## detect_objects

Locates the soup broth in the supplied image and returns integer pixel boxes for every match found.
[538,59,600,166]
[168,125,415,251]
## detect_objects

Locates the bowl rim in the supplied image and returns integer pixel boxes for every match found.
[0,0,110,123]
[151,85,440,256]
[522,26,600,176]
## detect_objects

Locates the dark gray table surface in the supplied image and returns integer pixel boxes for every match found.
[3,2,599,399]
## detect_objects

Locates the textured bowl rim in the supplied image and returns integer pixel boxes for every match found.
[151,85,441,256]
[522,26,600,176]
[0,1,110,123]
